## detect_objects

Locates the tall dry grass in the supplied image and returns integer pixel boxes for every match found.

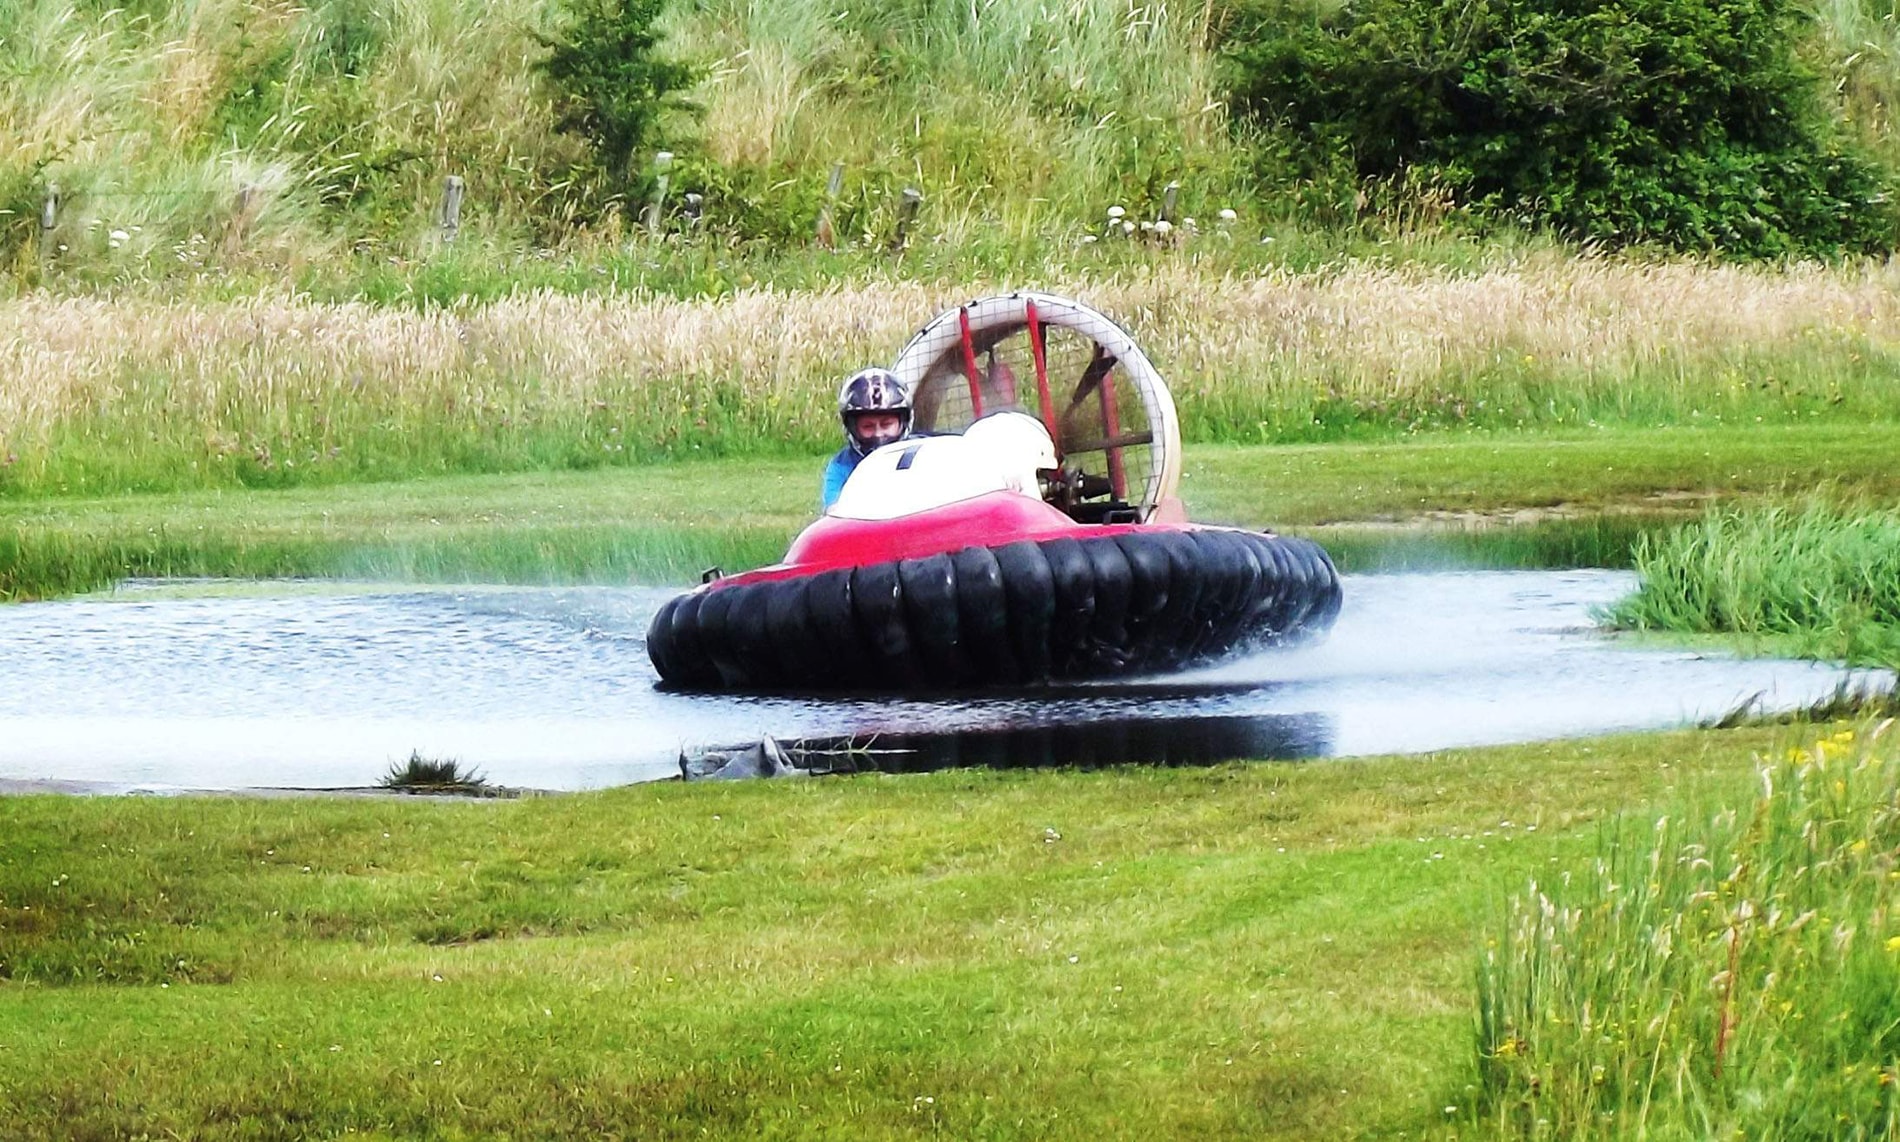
[2,255,1898,494]
[0,0,1237,267]
[0,0,575,269]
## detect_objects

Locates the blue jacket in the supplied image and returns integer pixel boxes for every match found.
[820,446,861,511]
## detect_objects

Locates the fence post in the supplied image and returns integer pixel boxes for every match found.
[816,161,844,248]
[643,151,673,234]
[1159,181,1180,226]
[890,187,922,252]
[225,184,259,256]
[439,175,465,243]
[38,182,59,265]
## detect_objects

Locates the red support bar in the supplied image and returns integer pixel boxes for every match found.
[1098,363,1128,500]
[957,306,986,419]
[1025,298,1059,455]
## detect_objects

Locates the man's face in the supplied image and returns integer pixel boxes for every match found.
[851,412,905,450]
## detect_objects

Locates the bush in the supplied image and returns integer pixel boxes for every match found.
[536,0,697,196]
[1222,0,1898,257]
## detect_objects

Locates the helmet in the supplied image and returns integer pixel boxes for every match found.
[838,367,913,456]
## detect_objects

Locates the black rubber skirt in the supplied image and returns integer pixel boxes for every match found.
[645,528,1341,692]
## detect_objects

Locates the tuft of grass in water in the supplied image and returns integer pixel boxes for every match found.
[380,751,494,796]
[1464,721,1900,1140]
[1610,500,1900,668]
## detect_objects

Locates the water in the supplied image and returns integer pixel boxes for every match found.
[0,571,1887,792]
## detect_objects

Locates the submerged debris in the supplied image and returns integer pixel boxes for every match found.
[678,736,879,781]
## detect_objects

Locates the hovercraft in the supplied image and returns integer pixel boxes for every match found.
[646,292,1341,692]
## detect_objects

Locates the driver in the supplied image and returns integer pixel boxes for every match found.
[821,367,913,510]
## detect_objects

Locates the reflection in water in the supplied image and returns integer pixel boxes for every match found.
[785,712,1334,775]
[0,571,1888,792]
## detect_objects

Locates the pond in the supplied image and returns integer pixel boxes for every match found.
[0,570,1886,792]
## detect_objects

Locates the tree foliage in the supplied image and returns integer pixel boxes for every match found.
[536,0,696,193]
[1222,0,1897,257]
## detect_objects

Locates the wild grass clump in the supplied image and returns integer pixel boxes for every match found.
[379,750,492,794]
[1468,723,1900,1139]
[1612,501,1900,667]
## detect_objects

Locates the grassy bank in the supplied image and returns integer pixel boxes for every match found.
[7,0,1900,278]
[9,423,1900,600]
[4,258,1900,497]
[1612,500,1900,668]
[0,722,1823,1139]
[1,0,1236,271]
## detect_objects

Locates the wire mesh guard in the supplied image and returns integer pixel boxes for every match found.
[890,293,1182,523]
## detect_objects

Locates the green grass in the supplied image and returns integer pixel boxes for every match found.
[0,723,1823,1140]
[1611,500,1900,668]
[0,458,813,600]
[1189,422,1900,526]
[10,423,1900,600]
[1468,725,1900,1140]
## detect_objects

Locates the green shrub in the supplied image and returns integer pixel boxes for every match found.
[1222,0,1899,257]
[536,0,697,195]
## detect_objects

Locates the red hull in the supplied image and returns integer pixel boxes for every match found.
[715,491,1158,589]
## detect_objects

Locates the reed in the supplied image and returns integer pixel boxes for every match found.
[1612,501,1900,667]
[1467,722,1900,1139]
[4,256,1900,497]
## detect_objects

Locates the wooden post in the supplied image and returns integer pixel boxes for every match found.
[643,151,673,233]
[38,182,59,265]
[439,175,465,243]
[225,184,260,256]
[890,187,922,252]
[1159,181,1180,226]
[815,161,844,248]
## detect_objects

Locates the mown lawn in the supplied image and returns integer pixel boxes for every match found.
[0,723,1803,1139]
[9,421,1900,599]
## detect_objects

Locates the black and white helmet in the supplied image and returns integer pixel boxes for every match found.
[837,367,913,455]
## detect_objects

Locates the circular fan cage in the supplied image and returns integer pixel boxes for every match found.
[890,292,1183,524]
